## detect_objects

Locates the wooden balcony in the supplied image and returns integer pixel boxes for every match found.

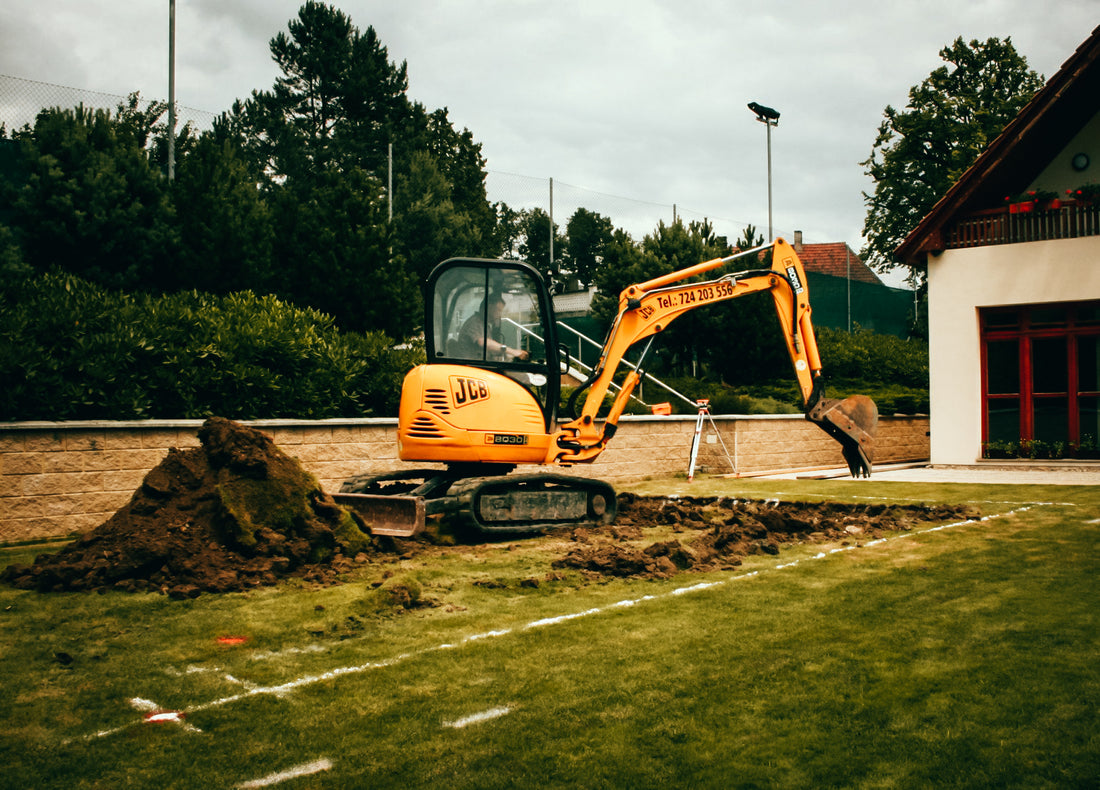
[946,200,1100,250]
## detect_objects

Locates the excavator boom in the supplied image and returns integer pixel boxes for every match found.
[553,238,877,475]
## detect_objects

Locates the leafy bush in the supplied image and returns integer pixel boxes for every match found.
[627,378,801,416]
[814,326,928,387]
[0,271,423,420]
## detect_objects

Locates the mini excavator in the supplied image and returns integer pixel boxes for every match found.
[334,238,877,536]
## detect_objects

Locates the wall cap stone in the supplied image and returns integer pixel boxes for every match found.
[0,417,400,432]
[1,414,924,432]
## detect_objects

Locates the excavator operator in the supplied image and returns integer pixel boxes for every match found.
[455,293,530,362]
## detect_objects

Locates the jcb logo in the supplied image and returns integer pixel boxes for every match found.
[451,376,490,407]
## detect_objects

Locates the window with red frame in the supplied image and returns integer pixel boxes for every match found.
[980,301,1100,453]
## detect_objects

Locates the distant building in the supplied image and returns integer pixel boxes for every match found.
[792,232,913,336]
[793,234,883,285]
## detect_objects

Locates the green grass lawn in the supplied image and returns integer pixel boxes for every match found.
[1,477,1097,789]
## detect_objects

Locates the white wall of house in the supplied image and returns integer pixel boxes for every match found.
[927,235,1100,464]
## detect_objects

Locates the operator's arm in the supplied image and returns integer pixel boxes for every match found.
[459,315,529,361]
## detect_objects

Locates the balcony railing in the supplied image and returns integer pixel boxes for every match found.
[946,200,1100,250]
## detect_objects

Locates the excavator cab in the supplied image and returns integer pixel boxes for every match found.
[425,258,561,432]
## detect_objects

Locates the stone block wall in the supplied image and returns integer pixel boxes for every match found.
[0,415,928,543]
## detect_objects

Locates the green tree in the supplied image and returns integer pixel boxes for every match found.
[518,207,565,290]
[268,165,416,337]
[232,2,503,331]
[564,207,614,287]
[169,134,275,295]
[393,150,477,283]
[394,104,497,252]
[390,106,506,280]
[492,201,524,259]
[229,2,421,334]
[241,1,409,180]
[861,36,1044,280]
[3,98,179,291]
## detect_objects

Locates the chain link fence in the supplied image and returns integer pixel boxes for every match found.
[0,74,218,135]
[1,73,772,244]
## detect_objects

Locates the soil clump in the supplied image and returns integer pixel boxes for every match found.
[552,493,978,580]
[2,418,374,597]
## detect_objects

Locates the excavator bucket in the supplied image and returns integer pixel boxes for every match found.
[807,394,878,478]
[331,492,426,537]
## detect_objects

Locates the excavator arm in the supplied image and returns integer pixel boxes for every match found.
[551,238,877,477]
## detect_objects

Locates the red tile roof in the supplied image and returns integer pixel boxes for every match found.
[795,242,883,285]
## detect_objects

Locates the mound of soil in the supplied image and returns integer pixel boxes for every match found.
[552,493,978,580]
[2,418,374,597]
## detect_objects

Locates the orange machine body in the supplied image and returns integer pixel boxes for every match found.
[398,364,555,466]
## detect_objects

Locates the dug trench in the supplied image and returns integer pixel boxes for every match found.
[2,418,978,598]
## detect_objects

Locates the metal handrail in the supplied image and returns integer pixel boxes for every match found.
[544,318,697,409]
[555,321,697,409]
[503,316,686,409]
[502,318,641,404]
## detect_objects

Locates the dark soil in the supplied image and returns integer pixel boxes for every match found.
[1,418,979,595]
[1,418,374,597]
[551,493,979,580]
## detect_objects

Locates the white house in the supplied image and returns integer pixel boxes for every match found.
[897,25,1100,463]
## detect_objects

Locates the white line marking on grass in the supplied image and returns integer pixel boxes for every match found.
[848,493,1077,507]
[223,674,259,690]
[671,581,723,595]
[77,505,1042,743]
[126,698,202,733]
[526,608,604,629]
[444,706,512,729]
[235,758,333,788]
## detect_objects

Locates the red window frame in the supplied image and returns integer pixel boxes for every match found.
[980,301,1100,449]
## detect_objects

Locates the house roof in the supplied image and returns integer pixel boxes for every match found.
[796,242,883,285]
[896,25,1100,262]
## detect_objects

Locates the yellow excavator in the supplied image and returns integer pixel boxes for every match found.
[334,238,877,536]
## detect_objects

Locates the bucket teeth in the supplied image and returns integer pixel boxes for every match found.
[807,394,878,478]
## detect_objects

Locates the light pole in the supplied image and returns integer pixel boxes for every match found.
[168,0,176,181]
[748,102,779,241]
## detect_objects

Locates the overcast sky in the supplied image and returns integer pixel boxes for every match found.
[2,1,1097,287]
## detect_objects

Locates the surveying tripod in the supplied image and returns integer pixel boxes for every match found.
[687,399,736,481]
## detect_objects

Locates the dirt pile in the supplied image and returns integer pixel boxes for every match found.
[2,418,374,597]
[553,493,978,580]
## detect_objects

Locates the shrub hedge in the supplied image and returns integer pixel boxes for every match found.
[0,272,423,421]
[814,325,928,388]
[0,273,928,422]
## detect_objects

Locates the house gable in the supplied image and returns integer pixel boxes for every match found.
[897,24,1100,262]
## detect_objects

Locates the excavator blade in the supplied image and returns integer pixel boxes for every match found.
[807,394,878,478]
[331,492,426,537]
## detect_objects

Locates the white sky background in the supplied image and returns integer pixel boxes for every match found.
[2,1,1097,287]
